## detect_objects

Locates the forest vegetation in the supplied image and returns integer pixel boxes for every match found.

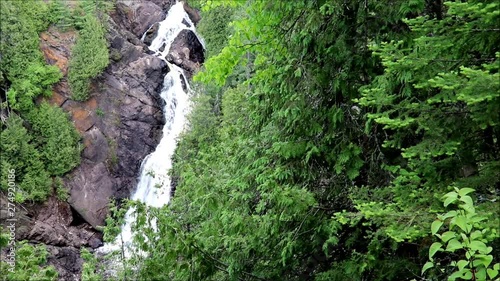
[0,0,498,280]
[113,0,499,280]
[0,0,110,279]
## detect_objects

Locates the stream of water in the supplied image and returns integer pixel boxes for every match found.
[99,1,202,258]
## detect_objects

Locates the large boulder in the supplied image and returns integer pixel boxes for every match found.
[0,195,102,248]
[167,29,205,74]
[112,0,166,38]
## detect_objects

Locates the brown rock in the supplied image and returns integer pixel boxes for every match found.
[46,91,67,107]
[40,27,76,76]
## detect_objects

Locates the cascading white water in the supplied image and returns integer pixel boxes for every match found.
[99,1,202,256]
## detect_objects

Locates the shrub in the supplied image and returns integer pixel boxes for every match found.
[68,14,109,101]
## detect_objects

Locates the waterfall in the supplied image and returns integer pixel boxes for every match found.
[99,1,201,257]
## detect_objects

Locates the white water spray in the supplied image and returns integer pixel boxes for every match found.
[99,1,201,256]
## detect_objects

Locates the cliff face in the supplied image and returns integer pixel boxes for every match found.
[60,0,172,229]
[0,0,203,279]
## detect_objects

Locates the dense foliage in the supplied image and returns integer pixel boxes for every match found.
[0,0,61,112]
[0,0,82,202]
[0,238,58,281]
[67,1,111,101]
[112,0,499,280]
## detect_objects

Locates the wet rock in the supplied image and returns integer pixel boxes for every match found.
[149,0,176,13]
[167,29,205,74]
[143,22,160,46]
[183,2,201,25]
[112,0,166,38]
[159,43,166,52]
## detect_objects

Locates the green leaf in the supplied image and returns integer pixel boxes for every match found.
[470,240,488,254]
[446,239,462,252]
[441,231,456,242]
[294,67,302,77]
[457,260,468,271]
[487,268,499,279]
[458,188,475,197]
[462,270,473,280]
[454,216,468,233]
[475,267,486,280]
[442,210,457,220]
[459,195,474,210]
[431,220,443,235]
[429,242,442,259]
[479,254,493,268]
[421,261,434,275]
[448,270,464,281]
[444,197,456,207]
[443,191,458,207]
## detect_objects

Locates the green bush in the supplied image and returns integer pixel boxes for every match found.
[196,5,234,58]
[0,0,83,204]
[81,248,102,281]
[68,14,109,101]
[0,115,52,202]
[0,241,58,281]
[27,102,81,176]
[0,103,81,202]
[424,188,499,280]
[0,0,62,112]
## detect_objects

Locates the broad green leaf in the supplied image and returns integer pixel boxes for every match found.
[470,240,488,254]
[459,195,474,210]
[441,231,456,242]
[462,270,473,280]
[458,188,475,197]
[454,216,468,233]
[444,196,457,207]
[442,210,457,220]
[443,191,458,207]
[470,230,482,240]
[457,260,468,271]
[448,270,464,281]
[479,255,493,268]
[487,268,499,279]
[431,220,443,235]
[421,261,433,275]
[446,239,462,252]
[429,242,442,259]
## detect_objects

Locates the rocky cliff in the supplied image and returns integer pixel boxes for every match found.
[0,0,204,279]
